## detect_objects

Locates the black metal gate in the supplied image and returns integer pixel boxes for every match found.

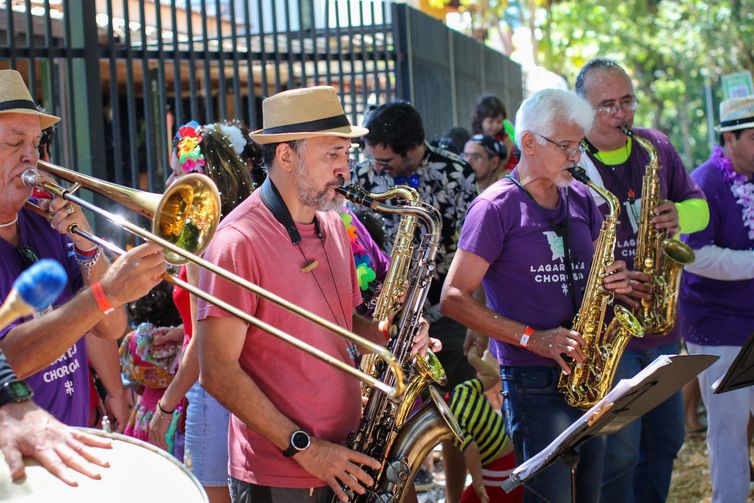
[0,0,521,198]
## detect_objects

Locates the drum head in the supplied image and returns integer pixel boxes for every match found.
[0,428,208,502]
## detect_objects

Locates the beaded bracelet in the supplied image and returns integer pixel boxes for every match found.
[75,246,101,278]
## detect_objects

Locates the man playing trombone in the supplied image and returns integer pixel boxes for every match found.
[195,86,429,503]
[0,69,166,429]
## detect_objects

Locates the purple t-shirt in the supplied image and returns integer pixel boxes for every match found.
[585,127,705,350]
[0,208,89,426]
[680,156,754,346]
[458,172,602,366]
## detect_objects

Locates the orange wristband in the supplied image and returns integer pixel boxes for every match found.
[91,281,114,315]
[519,325,534,348]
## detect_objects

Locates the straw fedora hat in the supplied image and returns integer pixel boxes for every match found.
[716,96,754,133]
[0,70,60,130]
[249,86,368,144]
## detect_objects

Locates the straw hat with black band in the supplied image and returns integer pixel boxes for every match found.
[716,96,754,133]
[0,70,60,130]
[249,86,367,145]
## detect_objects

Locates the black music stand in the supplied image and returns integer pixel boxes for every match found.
[714,332,754,394]
[501,354,718,502]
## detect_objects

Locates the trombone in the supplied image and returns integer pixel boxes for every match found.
[23,161,406,400]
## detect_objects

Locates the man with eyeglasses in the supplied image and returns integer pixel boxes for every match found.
[574,58,709,503]
[441,88,633,503]
[353,100,476,501]
[462,134,510,192]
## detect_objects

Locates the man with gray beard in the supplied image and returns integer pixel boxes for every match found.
[194,87,429,503]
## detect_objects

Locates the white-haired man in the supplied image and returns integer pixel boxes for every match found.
[441,88,633,502]
[195,86,429,503]
[680,96,754,503]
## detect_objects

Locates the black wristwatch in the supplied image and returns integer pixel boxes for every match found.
[0,380,34,408]
[282,429,311,457]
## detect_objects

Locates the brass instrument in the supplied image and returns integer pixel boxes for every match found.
[623,127,695,335]
[23,162,405,400]
[557,166,644,409]
[334,183,463,503]
[359,185,445,395]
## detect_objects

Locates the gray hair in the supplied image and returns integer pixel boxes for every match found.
[514,89,594,146]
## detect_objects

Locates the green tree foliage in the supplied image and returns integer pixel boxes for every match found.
[452,0,754,168]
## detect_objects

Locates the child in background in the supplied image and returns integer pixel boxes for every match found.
[470,95,517,173]
[119,281,184,455]
[450,349,522,503]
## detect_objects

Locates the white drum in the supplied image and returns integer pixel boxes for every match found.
[0,428,208,502]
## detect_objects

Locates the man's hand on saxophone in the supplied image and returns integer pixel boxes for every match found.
[527,259,634,374]
[651,199,681,235]
[525,327,587,375]
[614,270,653,308]
[293,438,382,502]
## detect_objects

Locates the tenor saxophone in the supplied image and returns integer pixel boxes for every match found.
[334,182,463,503]
[557,166,644,409]
[623,126,696,335]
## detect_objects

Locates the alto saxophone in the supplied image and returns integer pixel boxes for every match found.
[623,126,696,335]
[334,182,463,503]
[558,166,644,409]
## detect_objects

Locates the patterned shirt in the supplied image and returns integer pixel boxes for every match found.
[352,143,476,321]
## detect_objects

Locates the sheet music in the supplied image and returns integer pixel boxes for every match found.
[511,355,673,481]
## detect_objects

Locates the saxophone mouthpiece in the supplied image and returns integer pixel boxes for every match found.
[567,165,591,185]
[336,174,346,187]
[620,125,633,136]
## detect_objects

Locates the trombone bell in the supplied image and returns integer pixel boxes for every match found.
[32,160,221,265]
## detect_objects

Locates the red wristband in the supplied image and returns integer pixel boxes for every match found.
[91,281,114,315]
[74,244,98,256]
[519,325,534,348]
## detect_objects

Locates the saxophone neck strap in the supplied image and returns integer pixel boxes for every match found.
[259,178,322,245]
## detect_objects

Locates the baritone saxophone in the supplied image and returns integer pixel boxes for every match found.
[334,181,463,503]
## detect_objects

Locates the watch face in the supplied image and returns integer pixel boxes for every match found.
[292,431,310,450]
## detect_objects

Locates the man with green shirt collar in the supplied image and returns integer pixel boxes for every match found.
[574,58,708,503]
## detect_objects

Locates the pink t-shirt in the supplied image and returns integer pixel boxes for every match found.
[196,190,363,487]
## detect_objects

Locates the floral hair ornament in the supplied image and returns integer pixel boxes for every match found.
[175,120,206,173]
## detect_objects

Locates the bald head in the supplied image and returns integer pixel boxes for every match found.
[575,58,631,98]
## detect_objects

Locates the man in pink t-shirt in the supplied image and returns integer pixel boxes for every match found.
[195,86,429,503]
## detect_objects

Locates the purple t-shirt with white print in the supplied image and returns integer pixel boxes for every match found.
[0,208,89,426]
[458,171,602,367]
[680,154,754,346]
[583,127,705,350]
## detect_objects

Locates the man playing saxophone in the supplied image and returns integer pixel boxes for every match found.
[574,58,708,503]
[441,89,633,503]
[194,86,429,503]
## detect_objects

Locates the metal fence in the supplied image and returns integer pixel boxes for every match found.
[0,0,522,202]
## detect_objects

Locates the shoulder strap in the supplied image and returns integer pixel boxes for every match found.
[259,178,301,244]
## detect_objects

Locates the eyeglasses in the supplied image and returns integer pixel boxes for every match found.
[536,134,586,158]
[368,156,396,168]
[594,97,639,115]
[460,152,490,163]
